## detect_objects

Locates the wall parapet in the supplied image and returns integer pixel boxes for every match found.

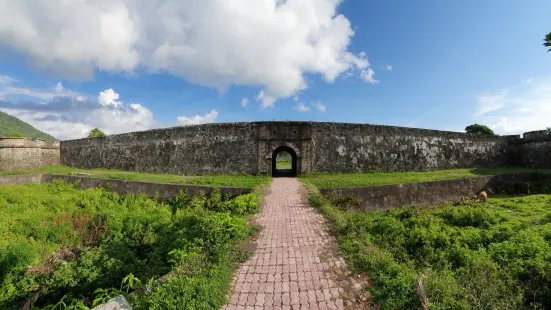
[0,138,60,171]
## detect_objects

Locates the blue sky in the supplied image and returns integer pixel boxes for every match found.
[0,0,550,140]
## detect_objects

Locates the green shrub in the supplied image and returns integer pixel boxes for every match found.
[0,181,261,309]
[307,188,551,309]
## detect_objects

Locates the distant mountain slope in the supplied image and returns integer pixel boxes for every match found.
[0,111,56,140]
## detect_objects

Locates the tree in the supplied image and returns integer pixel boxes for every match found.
[88,128,106,138]
[544,32,551,52]
[465,124,495,136]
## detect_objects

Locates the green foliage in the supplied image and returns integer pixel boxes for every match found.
[87,128,106,138]
[0,111,56,140]
[465,123,496,136]
[544,32,551,52]
[308,187,551,309]
[0,181,261,309]
[301,166,551,189]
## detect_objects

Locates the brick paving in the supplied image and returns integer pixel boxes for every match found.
[223,178,370,310]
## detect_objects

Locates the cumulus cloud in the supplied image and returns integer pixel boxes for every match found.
[98,89,123,108]
[241,98,249,108]
[292,102,311,112]
[0,0,376,106]
[177,109,218,125]
[474,79,551,134]
[386,65,393,71]
[256,90,276,108]
[0,81,156,140]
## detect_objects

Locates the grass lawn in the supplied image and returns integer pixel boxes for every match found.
[275,159,291,170]
[309,187,551,309]
[301,166,551,189]
[0,180,261,309]
[0,165,270,188]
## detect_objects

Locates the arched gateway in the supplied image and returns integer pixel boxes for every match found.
[272,146,298,177]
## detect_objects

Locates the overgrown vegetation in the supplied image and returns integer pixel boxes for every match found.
[301,166,551,189]
[0,111,56,140]
[307,184,551,309]
[0,181,262,309]
[0,165,270,188]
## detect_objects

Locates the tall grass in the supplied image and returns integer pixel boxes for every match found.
[0,181,262,309]
[306,183,551,309]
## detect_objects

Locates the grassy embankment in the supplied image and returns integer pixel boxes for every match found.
[305,180,551,309]
[301,166,551,189]
[0,180,265,309]
[0,165,270,188]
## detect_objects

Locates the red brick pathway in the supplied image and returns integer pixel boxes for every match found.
[223,178,369,310]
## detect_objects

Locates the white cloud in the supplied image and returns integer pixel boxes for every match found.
[0,80,79,101]
[0,83,155,140]
[177,109,218,125]
[474,81,551,134]
[98,88,123,108]
[255,90,276,108]
[291,100,326,113]
[311,101,326,112]
[360,68,378,84]
[386,65,393,71]
[241,98,249,108]
[0,74,17,84]
[0,0,376,105]
[293,102,311,112]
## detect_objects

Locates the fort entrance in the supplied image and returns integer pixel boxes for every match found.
[272,146,297,177]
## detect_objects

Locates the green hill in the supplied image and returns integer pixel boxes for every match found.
[0,111,56,140]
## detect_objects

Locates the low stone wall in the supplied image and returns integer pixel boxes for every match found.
[0,174,43,186]
[41,175,251,199]
[0,174,251,199]
[0,138,60,171]
[320,173,551,212]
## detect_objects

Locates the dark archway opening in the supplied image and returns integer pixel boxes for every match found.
[272,146,297,177]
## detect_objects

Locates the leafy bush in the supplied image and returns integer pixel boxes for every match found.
[87,128,106,138]
[309,186,551,309]
[465,123,496,136]
[0,181,260,309]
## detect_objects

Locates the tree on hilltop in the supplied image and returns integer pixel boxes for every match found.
[465,124,495,136]
[88,128,106,138]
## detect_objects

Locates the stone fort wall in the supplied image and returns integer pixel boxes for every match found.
[509,130,551,169]
[60,121,544,175]
[0,138,60,171]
